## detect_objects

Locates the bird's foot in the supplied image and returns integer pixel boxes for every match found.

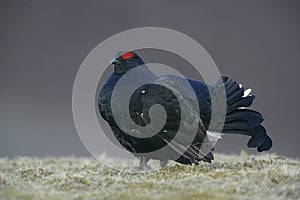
[138,157,151,171]
[137,164,152,171]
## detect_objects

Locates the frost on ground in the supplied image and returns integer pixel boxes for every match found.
[0,153,299,200]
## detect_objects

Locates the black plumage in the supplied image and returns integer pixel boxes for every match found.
[98,51,272,168]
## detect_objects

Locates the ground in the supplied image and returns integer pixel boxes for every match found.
[0,153,299,200]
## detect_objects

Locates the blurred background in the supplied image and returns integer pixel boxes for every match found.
[1,0,299,158]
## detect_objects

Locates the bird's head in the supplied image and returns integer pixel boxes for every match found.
[111,51,145,74]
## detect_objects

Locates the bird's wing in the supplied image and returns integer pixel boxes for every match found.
[156,75,213,129]
[129,75,213,162]
[186,78,212,128]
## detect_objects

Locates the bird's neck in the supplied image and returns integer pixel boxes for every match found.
[103,65,156,92]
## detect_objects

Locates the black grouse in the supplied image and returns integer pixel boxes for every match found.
[98,51,272,169]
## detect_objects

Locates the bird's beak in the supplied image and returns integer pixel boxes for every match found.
[110,59,121,66]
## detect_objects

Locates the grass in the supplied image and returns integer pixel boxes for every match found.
[0,153,299,200]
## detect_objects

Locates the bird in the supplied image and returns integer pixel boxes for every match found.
[98,51,272,169]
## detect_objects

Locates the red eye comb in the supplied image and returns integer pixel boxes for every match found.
[121,52,134,60]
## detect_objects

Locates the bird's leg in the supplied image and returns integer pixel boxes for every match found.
[160,160,169,168]
[139,157,151,170]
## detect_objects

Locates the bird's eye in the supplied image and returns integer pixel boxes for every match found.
[121,52,134,60]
